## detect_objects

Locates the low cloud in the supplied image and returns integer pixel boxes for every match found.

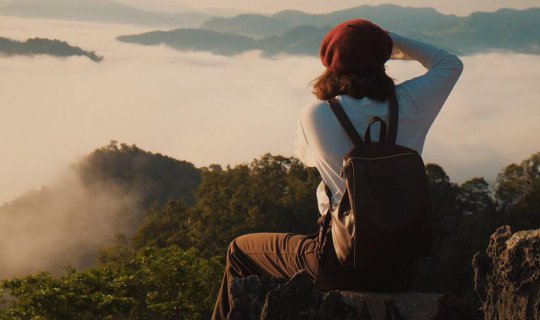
[0,170,142,278]
[0,17,539,200]
[419,52,540,182]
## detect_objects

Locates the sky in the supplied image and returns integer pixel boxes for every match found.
[1,0,539,16]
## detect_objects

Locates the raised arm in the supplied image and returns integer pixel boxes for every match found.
[388,32,464,124]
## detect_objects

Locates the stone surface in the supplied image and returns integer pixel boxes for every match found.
[227,274,285,320]
[228,271,477,320]
[473,225,540,320]
[337,290,442,319]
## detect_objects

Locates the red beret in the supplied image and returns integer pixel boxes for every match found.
[320,19,393,74]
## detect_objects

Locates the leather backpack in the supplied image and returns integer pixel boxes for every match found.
[319,94,433,267]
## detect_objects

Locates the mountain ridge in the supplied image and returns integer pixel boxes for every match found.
[0,36,103,61]
[117,5,540,57]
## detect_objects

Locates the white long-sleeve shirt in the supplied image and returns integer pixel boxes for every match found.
[294,32,464,215]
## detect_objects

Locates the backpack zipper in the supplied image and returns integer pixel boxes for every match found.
[344,152,417,167]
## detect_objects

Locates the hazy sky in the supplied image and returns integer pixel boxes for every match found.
[1,0,538,16]
[1,14,540,205]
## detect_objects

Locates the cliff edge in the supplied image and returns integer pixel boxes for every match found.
[473,225,540,320]
[227,271,477,320]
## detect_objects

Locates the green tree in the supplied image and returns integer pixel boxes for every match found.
[131,200,194,250]
[457,177,495,215]
[189,154,320,256]
[3,150,540,318]
[0,247,222,320]
[417,164,462,293]
[496,152,540,230]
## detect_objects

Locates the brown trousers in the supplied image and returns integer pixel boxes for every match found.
[211,231,420,320]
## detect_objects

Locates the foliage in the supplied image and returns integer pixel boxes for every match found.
[0,153,320,318]
[0,247,222,320]
[132,200,195,250]
[496,152,540,230]
[1,150,540,317]
[189,154,320,256]
[417,153,540,303]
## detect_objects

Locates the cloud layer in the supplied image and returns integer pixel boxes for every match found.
[0,16,539,207]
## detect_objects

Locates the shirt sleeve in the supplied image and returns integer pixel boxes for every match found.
[388,32,464,125]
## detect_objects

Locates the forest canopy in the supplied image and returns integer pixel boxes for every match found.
[1,143,539,318]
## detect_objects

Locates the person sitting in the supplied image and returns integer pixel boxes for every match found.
[212,18,463,320]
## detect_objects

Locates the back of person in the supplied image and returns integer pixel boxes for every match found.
[295,31,464,220]
[213,18,463,320]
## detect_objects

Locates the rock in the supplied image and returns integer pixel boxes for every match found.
[228,271,477,320]
[227,274,285,320]
[473,225,540,320]
[261,271,324,319]
[337,291,441,320]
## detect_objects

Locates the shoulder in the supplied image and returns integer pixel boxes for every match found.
[300,99,332,126]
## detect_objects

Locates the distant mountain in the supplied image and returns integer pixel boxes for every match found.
[117,28,258,55]
[427,8,540,53]
[2,141,201,213]
[258,25,331,57]
[0,37,103,61]
[117,25,331,57]
[76,142,201,207]
[119,5,540,57]
[203,4,460,38]
[198,7,249,18]
[201,13,295,38]
[0,0,211,27]
[114,0,194,14]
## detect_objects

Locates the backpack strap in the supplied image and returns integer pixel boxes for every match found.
[329,94,399,146]
[387,92,399,144]
[327,98,364,148]
[364,116,387,144]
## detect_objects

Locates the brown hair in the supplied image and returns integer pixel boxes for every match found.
[311,68,395,102]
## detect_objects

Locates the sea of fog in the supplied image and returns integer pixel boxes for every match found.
[1,16,540,205]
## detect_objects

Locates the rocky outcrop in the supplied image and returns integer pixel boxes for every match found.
[473,225,540,320]
[227,274,285,319]
[227,271,478,320]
